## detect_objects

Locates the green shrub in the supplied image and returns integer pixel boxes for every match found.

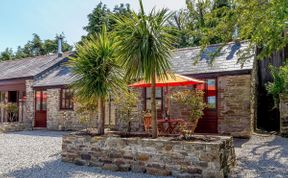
[266,65,288,108]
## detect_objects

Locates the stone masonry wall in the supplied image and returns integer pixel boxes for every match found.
[280,94,288,136]
[46,88,97,131]
[130,76,253,138]
[62,133,236,177]
[24,80,34,126]
[218,75,252,138]
[0,122,32,133]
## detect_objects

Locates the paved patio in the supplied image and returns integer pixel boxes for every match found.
[0,131,287,178]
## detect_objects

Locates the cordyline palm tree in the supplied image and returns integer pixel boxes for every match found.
[113,0,175,138]
[69,25,123,135]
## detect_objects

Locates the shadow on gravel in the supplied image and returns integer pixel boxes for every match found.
[8,130,70,138]
[233,138,250,148]
[232,136,288,177]
[3,158,170,178]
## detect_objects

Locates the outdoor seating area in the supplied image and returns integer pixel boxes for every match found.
[131,73,205,135]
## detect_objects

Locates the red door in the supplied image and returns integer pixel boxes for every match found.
[195,78,218,133]
[34,90,47,127]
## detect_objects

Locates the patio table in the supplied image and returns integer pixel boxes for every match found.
[157,119,185,134]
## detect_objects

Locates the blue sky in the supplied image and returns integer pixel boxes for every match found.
[0,0,186,51]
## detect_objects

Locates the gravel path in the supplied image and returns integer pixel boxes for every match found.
[1,131,288,178]
[0,130,171,178]
[231,134,288,178]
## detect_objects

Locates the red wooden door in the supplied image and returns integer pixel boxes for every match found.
[34,90,47,127]
[195,78,218,133]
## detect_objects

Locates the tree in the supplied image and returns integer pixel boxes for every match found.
[166,0,235,48]
[189,0,288,60]
[15,46,28,59]
[167,10,193,48]
[69,25,123,135]
[113,0,176,138]
[266,65,288,108]
[83,2,131,35]
[84,2,111,35]
[0,48,14,61]
[0,33,73,61]
[234,0,288,59]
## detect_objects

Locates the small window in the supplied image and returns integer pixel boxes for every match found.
[206,79,216,109]
[60,89,74,110]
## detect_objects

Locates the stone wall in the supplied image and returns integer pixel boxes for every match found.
[0,122,32,133]
[24,80,35,126]
[280,94,288,136]
[129,75,253,137]
[46,88,116,131]
[46,88,97,130]
[62,133,236,177]
[217,75,252,138]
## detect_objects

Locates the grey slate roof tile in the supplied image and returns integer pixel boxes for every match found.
[170,41,255,75]
[0,52,72,81]
[32,41,255,87]
[33,64,78,87]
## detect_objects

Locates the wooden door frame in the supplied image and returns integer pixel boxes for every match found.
[34,89,47,128]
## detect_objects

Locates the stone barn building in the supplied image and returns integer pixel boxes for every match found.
[0,40,256,137]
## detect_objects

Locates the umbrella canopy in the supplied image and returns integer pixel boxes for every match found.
[129,74,204,88]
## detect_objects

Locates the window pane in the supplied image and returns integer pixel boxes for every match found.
[36,91,41,111]
[156,100,162,110]
[207,96,216,108]
[42,91,47,111]
[207,79,216,109]
[146,99,162,111]
[61,89,73,109]
[146,88,162,98]
[146,99,151,110]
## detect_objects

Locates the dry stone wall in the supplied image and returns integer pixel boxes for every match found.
[62,133,236,177]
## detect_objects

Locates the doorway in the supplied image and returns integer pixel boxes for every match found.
[34,90,47,127]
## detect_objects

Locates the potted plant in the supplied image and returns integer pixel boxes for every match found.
[171,89,206,136]
[4,103,19,122]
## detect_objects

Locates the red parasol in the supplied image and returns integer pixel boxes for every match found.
[129,74,204,87]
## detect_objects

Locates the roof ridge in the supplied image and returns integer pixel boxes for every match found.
[0,51,72,64]
[173,40,250,52]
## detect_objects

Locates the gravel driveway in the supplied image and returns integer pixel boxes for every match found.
[1,131,287,178]
[231,134,288,178]
[0,130,171,178]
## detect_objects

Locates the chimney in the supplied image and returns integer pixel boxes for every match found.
[57,34,64,57]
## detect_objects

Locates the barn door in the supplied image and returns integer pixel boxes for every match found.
[34,90,47,127]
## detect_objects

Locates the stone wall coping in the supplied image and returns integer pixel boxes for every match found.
[62,132,235,177]
[66,132,233,145]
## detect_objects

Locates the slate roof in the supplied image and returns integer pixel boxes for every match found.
[33,64,78,87]
[0,52,72,81]
[33,41,255,87]
[170,41,255,75]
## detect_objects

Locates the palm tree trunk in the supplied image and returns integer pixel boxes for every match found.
[151,73,158,138]
[98,97,105,135]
